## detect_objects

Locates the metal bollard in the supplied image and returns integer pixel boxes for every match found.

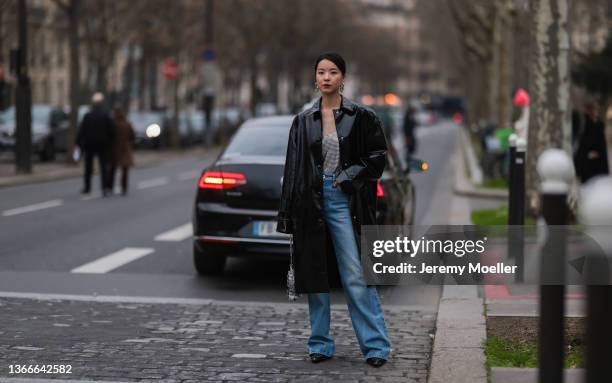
[579,177,612,383]
[514,138,526,226]
[511,138,526,282]
[536,149,574,383]
[508,133,518,222]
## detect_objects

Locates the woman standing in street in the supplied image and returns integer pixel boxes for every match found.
[109,107,135,196]
[276,53,391,367]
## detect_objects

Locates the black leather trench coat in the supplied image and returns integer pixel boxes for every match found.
[276,96,388,293]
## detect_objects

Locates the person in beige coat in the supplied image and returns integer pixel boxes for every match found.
[108,107,135,196]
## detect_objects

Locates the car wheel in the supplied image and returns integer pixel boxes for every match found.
[193,242,226,275]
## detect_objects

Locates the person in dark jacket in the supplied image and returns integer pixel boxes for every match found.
[574,102,609,184]
[277,53,391,367]
[108,107,135,196]
[76,92,115,196]
[403,105,417,161]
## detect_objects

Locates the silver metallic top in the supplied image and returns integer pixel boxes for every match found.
[322,131,340,174]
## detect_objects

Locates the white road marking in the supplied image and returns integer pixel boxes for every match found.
[137,177,168,189]
[70,247,154,274]
[2,199,63,217]
[231,353,267,358]
[154,223,193,242]
[177,169,201,181]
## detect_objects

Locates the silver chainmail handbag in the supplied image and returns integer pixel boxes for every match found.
[287,234,300,301]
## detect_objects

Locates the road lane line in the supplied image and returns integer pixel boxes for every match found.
[70,247,154,274]
[154,223,193,242]
[137,177,169,189]
[177,169,201,181]
[2,199,63,217]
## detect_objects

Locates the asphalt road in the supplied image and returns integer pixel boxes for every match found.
[0,121,459,308]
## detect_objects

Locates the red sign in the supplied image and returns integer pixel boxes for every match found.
[162,59,178,80]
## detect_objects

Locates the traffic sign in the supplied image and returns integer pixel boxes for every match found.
[162,59,178,80]
[201,48,216,62]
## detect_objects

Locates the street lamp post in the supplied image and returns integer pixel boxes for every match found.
[201,0,215,147]
[15,0,32,174]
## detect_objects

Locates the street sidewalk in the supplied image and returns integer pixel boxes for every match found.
[0,293,435,382]
[0,146,222,189]
[427,133,487,383]
[451,126,587,383]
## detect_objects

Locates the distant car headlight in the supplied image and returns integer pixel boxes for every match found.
[146,124,161,138]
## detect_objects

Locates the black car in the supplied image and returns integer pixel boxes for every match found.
[0,105,71,161]
[192,115,425,275]
[129,111,165,149]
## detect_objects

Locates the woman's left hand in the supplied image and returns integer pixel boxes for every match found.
[332,180,338,188]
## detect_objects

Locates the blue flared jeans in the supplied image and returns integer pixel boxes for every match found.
[306,172,391,360]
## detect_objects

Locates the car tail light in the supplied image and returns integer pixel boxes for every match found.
[376,180,385,197]
[199,171,247,189]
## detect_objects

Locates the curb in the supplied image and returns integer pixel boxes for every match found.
[428,185,487,382]
[453,128,508,200]
[428,286,487,383]
[491,367,584,383]
[0,146,222,189]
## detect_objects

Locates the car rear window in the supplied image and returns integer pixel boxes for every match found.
[223,124,290,157]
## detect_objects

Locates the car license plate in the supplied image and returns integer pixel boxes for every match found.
[253,221,285,237]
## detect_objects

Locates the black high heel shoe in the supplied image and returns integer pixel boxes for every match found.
[309,353,332,363]
[366,357,387,367]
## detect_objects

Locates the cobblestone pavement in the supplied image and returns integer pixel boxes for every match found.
[0,297,435,382]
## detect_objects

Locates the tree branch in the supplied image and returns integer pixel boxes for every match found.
[468,2,493,35]
[448,0,490,61]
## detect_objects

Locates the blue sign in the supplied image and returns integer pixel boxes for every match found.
[201,48,216,62]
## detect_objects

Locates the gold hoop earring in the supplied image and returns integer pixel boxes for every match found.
[315,82,319,91]
[340,83,345,93]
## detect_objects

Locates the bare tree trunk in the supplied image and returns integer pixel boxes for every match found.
[526,0,572,214]
[498,0,515,129]
[122,43,134,112]
[148,53,158,110]
[169,1,182,150]
[67,0,81,163]
[0,2,4,63]
[249,56,258,116]
[489,4,501,125]
[137,50,147,111]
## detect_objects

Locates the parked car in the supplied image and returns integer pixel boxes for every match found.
[408,97,436,127]
[0,105,71,161]
[34,105,71,161]
[191,107,249,146]
[191,115,426,275]
[0,107,15,151]
[128,111,165,149]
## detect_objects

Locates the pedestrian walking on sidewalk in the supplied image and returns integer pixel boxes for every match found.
[108,107,135,196]
[76,92,115,197]
[574,102,609,184]
[277,52,391,368]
